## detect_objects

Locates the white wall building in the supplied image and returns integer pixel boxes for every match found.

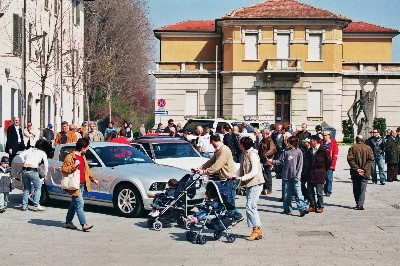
[0,0,86,151]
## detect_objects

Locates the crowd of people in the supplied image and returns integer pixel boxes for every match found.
[2,115,400,237]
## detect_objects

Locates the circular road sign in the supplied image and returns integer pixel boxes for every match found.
[157,99,166,108]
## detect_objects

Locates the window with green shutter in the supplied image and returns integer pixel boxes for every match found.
[75,0,80,25]
[11,88,16,119]
[13,13,21,55]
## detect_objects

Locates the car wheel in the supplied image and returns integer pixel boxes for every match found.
[113,184,143,217]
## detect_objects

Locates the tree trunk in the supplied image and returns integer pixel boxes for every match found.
[40,79,46,133]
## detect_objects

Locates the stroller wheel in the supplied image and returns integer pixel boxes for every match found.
[190,232,198,243]
[185,221,193,230]
[226,234,236,243]
[197,234,207,245]
[213,230,222,240]
[153,221,162,231]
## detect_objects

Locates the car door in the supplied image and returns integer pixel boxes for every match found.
[47,146,75,197]
[84,148,113,202]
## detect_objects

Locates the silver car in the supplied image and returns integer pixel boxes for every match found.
[11,142,206,217]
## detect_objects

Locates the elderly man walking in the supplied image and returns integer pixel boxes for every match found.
[6,117,25,162]
[347,135,375,210]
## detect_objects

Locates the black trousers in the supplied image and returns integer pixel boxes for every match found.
[352,175,368,207]
[387,163,398,182]
[263,165,272,190]
[301,180,309,202]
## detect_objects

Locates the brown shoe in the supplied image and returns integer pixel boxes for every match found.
[82,224,93,232]
[307,206,315,212]
[267,189,272,194]
[245,227,262,241]
[316,207,324,213]
[357,206,364,210]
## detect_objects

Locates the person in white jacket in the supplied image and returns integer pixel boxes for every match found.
[236,136,264,241]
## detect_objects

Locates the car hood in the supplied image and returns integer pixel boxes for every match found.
[155,157,209,172]
[110,163,190,180]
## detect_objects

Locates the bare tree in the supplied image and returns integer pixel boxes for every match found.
[84,0,153,126]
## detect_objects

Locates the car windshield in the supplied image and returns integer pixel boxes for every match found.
[152,143,200,159]
[92,146,153,167]
[182,120,214,133]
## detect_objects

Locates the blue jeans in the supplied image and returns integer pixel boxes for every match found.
[372,155,386,184]
[66,184,86,225]
[221,179,243,220]
[22,170,42,208]
[324,170,334,194]
[0,192,9,209]
[283,180,307,213]
[246,184,262,227]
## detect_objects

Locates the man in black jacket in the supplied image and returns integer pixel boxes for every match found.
[5,117,25,163]
[367,128,386,185]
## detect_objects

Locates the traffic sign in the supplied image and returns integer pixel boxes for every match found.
[154,110,168,115]
[157,99,166,108]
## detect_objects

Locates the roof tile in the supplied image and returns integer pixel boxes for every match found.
[222,0,350,20]
[343,21,399,33]
[157,20,215,31]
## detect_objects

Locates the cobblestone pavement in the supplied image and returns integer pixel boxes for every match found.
[1,146,400,266]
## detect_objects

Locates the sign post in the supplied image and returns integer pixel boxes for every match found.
[156,99,167,124]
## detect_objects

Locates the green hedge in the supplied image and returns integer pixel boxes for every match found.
[342,137,354,144]
[373,117,386,136]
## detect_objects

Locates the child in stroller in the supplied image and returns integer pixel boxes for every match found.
[149,178,179,218]
[147,173,201,231]
[187,191,218,224]
[186,181,237,244]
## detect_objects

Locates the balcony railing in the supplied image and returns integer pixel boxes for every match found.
[155,61,221,73]
[342,62,400,75]
[264,58,302,72]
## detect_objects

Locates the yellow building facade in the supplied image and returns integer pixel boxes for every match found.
[154,0,399,140]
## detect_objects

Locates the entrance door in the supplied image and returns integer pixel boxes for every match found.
[275,90,291,125]
[277,34,290,69]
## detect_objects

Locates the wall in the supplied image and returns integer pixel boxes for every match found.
[343,38,392,62]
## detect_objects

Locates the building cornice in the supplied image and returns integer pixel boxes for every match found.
[343,33,398,39]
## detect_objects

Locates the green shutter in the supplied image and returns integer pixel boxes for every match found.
[47,95,51,125]
[11,88,16,119]
[13,14,21,54]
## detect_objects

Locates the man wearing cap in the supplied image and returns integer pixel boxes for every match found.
[367,128,386,185]
[322,131,339,196]
[42,123,55,144]
[300,137,311,202]
[307,135,331,213]
[5,117,25,163]
[347,135,374,210]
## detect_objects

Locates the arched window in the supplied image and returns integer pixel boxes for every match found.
[27,93,33,123]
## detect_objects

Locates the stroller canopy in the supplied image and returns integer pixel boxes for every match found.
[205,181,235,211]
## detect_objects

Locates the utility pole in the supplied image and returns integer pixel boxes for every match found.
[215,45,218,119]
[21,0,27,128]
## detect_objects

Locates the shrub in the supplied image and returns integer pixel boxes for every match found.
[373,117,386,136]
[342,119,353,137]
[342,137,354,144]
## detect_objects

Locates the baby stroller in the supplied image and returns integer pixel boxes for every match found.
[186,180,237,244]
[147,173,202,231]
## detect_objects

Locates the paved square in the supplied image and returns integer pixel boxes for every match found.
[1,146,399,265]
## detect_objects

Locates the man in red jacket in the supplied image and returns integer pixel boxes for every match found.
[322,131,339,196]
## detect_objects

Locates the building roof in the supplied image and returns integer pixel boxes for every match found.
[156,20,215,32]
[222,0,350,20]
[343,21,399,34]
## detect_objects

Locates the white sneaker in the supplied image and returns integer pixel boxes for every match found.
[32,205,45,211]
[149,209,160,217]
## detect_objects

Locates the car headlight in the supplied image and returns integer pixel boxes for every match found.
[149,182,167,191]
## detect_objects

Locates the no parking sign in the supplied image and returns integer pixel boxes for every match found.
[157,99,166,108]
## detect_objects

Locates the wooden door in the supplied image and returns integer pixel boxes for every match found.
[275,90,291,125]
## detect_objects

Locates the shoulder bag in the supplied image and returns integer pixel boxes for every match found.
[61,170,80,190]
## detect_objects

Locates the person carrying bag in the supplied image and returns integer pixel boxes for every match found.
[62,138,98,232]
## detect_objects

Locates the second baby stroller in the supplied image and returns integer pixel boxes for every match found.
[186,180,237,244]
[147,173,202,231]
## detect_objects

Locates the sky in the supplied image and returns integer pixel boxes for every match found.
[147,0,400,61]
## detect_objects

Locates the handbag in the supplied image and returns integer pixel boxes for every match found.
[61,169,81,190]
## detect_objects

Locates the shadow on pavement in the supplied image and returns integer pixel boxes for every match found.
[324,203,354,210]
[28,219,64,228]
